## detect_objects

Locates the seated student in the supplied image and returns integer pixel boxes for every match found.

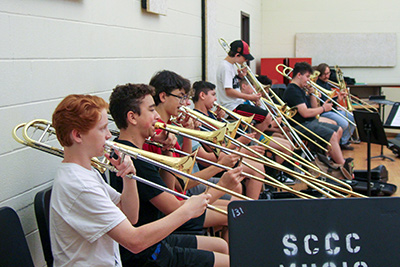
[282,62,354,174]
[50,94,227,266]
[145,70,264,200]
[193,80,296,185]
[188,80,271,197]
[109,83,242,265]
[216,39,259,111]
[215,40,272,133]
[239,79,294,164]
[315,63,355,150]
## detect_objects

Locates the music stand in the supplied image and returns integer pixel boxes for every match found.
[369,96,396,161]
[353,110,390,196]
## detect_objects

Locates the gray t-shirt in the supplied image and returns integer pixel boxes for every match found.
[50,163,126,267]
[216,60,244,111]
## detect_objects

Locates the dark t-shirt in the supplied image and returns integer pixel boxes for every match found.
[282,83,314,124]
[109,139,165,227]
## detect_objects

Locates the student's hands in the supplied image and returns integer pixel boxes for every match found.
[153,130,178,151]
[217,152,240,168]
[240,132,256,145]
[218,166,244,190]
[237,67,248,78]
[183,193,211,218]
[322,101,333,112]
[105,150,136,178]
[270,116,282,129]
[215,107,226,120]
[305,84,315,94]
[248,145,266,155]
[247,93,261,102]
[179,115,200,130]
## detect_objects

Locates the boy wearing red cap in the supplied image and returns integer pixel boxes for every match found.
[216,40,261,112]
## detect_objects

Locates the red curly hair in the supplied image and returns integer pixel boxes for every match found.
[52,94,108,147]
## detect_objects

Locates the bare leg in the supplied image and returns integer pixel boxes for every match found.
[241,161,264,199]
[268,137,293,164]
[197,236,229,267]
[327,132,345,165]
[196,235,228,254]
[319,117,337,125]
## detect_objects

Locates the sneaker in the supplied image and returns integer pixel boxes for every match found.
[343,158,354,178]
[277,172,295,184]
[340,143,354,151]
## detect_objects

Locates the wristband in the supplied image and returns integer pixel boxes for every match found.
[322,106,325,113]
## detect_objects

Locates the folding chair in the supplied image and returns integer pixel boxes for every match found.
[34,187,53,267]
[0,206,34,267]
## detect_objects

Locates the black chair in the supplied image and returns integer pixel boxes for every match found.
[0,206,34,267]
[34,187,53,267]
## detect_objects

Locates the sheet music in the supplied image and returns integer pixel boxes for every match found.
[391,107,400,126]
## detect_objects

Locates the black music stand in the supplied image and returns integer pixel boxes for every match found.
[353,110,389,196]
[369,96,395,161]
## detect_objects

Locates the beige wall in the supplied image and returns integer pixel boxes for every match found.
[261,0,400,102]
[206,0,263,84]
[1,1,204,265]
[1,0,263,265]
[2,0,399,265]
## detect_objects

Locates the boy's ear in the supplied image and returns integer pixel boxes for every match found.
[159,92,167,103]
[71,129,82,144]
[126,110,138,126]
[199,91,206,100]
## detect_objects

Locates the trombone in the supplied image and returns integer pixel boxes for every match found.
[276,64,357,127]
[155,120,366,198]
[179,106,366,198]
[219,38,314,161]
[12,119,250,213]
[328,66,378,113]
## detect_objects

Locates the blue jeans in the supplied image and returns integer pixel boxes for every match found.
[321,110,355,144]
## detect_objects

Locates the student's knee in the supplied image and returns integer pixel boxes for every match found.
[330,132,339,144]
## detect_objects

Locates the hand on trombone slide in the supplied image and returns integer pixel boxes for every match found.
[321,100,333,113]
[236,66,248,78]
[181,193,212,219]
[215,106,226,120]
[217,166,245,193]
[153,130,178,152]
[217,152,240,168]
[105,150,136,178]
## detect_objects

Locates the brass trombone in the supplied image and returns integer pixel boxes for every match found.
[219,38,315,161]
[328,66,378,113]
[109,116,318,199]
[12,119,250,213]
[276,64,357,127]
[181,105,366,197]
[155,120,366,198]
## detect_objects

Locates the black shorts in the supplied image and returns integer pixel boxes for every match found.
[120,234,214,267]
[154,234,214,267]
[296,119,339,147]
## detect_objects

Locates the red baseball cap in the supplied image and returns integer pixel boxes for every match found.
[230,40,254,61]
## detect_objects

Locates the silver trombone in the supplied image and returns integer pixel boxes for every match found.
[155,121,366,198]
[12,119,249,214]
[276,64,356,127]
[178,106,365,198]
[218,38,314,161]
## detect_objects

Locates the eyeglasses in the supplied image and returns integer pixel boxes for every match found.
[167,93,189,104]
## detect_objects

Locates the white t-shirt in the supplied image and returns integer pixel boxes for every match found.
[216,59,244,111]
[50,163,126,267]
